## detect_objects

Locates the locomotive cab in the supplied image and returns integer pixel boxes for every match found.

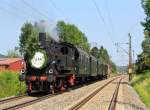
[57,43,78,74]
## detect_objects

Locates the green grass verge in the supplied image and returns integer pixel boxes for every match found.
[0,71,26,99]
[131,71,150,108]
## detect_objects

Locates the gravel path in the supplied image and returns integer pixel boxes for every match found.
[19,77,118,110]
[116,76,149,110]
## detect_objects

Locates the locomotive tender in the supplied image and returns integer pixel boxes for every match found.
[20,33,109,94]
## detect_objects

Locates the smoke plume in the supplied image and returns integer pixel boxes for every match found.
[35,20,59,41]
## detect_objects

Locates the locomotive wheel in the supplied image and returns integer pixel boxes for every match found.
[57,79,67,91]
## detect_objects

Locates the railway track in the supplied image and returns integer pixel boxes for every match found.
[108,78,122,110]
[0,95,26,104]
[0,94,55,110]
[0,78,103,110]
[67,76,123,110]
[0,76,121,110]
[0,91,66,110]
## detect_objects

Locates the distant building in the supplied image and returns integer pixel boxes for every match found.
[0,58,24,72]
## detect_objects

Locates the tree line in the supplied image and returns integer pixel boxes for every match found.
[12,20,116,73]
[136,0,150,73]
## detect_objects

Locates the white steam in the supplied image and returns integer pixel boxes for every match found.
[35,20,59,41]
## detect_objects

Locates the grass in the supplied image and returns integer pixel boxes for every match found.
[131,71,150,108]
[0,71,26,99]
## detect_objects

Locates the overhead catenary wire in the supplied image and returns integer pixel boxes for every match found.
[91,0,126,66]
[49,0,68,21]
[91,0,115,46]
[105,0,116,38]
[22,0,53,22]
[1,0,39,21]
[0,4,26,21]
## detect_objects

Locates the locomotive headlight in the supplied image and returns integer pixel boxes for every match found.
[30,51,47,69]
[49,68,53,74]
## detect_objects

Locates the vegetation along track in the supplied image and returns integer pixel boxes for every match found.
[68,76,123,110]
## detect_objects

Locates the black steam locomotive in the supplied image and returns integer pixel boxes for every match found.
[19,33,109,94]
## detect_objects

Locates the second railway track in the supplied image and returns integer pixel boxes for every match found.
[67,76,123,110]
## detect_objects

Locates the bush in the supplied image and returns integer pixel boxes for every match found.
[131,71,150,108]
[0,71,26,98]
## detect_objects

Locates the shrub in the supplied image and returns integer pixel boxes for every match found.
[0,71,26,98]
[131,71,150,108]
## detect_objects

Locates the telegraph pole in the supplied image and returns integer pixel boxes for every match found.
[128,33,132,81]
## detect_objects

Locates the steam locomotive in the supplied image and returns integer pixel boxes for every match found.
[19,33,109,94]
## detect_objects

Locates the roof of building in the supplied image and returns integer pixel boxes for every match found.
[0,58,23,65]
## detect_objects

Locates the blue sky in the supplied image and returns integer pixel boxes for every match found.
[0,0,145,66]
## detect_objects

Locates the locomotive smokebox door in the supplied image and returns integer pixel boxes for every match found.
[39,33,46,47]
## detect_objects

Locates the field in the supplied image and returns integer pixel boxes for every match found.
[131,71,150,108]
[0,71,26,98]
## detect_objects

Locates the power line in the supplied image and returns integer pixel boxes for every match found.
[49,0,68,21]
[0,4,26,21]
[22,0,52,21]
[1,0,38,20]
[105,0,115,37]
[91,0,115,46]
[92,0,106,26]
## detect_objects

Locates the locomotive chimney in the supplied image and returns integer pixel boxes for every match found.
[39,32,46,48]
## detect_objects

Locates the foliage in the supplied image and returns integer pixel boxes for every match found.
[7,49,20,58]
[19,22,39,56]
[57,21,90,52]
[98,46,110,63]
[90,46,117,73]
[136,0,150,72]
[98,46,116,73]
[90,47,99,58]
[136,53,150,73]
[0,71,26,98]
[110,61,117,73]
[131,71,150,108]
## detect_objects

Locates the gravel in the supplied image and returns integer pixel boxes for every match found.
[116,76,149,110]
[19,77,116,110]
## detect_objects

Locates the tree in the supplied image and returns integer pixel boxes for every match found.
[90,47,99,58]
[98,46,110,63]
[136,0,150,72]
[7,49,20,58]
[98,46,117,73]
[19,22,39,56]
[57,21,90,52]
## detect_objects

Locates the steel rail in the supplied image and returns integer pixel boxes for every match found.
[1,75,121,110]
[68,76,121,110]
[1,79,98,110]
[108,78,122,110]
[2,94,54,110]
[0,95,26,104]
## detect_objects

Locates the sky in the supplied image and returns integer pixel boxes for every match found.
[0,0,145,66]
